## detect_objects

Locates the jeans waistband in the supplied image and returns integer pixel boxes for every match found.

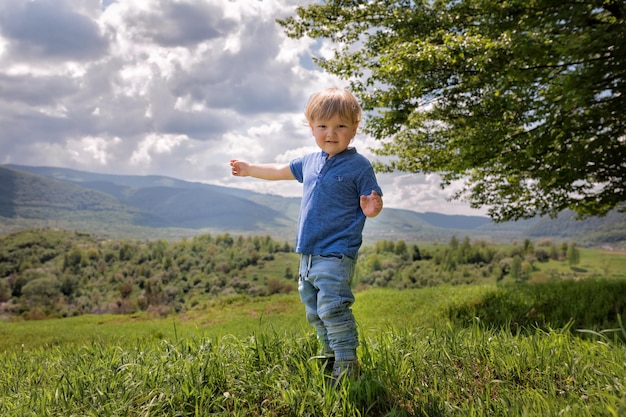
[300,253,354,279]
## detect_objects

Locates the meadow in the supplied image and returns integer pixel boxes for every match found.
[1,283,625,416]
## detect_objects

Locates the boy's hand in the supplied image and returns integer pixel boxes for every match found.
[230,160,295,180]
[360,190,383,218]
[230,159,249,177]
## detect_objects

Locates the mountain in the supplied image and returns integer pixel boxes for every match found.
[1,164,625,245]
[0,165,161,226]
[0,165,289,232]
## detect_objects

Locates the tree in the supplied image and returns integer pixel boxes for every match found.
[21,276,60,306]
[394,240,408,257]
[284,263,294,279]
[0,279,10,303]
[411,244,422,261]
[279,0,626,221]
[449,235,459,250]
[566,242,581,266]
[510,256,523,282]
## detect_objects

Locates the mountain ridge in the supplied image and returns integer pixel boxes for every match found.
[1,164,624,246]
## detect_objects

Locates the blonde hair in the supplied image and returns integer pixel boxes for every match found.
[304,88,362,124]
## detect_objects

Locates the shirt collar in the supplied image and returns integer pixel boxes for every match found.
[321,147,356,160]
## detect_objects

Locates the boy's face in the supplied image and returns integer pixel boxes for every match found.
[309,114,358,158]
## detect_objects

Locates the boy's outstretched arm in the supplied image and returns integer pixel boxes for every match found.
[360,190,383,218]
[230,159,295,180]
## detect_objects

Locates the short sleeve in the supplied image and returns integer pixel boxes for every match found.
[290,158,304,183]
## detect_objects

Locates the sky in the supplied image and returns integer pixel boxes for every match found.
[0,0,487,216]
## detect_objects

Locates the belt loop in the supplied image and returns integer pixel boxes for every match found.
[306,254,312,278]
[300,254,313,280]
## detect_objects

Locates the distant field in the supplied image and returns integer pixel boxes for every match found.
[535,247,626,280]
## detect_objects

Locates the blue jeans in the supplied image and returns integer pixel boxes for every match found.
[298,254,358,362]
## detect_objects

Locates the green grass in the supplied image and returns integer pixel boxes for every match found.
[449,279,626,338]
[0,286,492,353]
[578,248,626,278]
[532,248,626,281]
[1,323,624,416]
[0,294,307,352]
[1,285,625,416]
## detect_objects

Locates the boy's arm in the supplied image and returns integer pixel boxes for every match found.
[230,159,295,180]
[360,190,383,218]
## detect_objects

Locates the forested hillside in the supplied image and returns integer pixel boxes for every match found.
[0,229,297,319]
[1,228,620,320]
[0,165,157,225]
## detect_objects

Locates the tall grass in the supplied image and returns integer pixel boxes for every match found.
[1,284,625,416]
[0,324,624,416]
[448,279,626,338]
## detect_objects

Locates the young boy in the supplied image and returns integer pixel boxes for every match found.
[230,88,383,381]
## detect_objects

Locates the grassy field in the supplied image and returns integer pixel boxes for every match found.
[531,248,626,281]
[0,293,306,352]
[1,284,625,416]
[0,286,491,352]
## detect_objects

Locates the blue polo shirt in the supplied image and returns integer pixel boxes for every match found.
[289,147,383,259]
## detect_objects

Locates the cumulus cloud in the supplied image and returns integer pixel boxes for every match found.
[0,0,109,62]
[0,0,485,216]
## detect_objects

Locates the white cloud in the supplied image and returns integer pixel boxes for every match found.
[67,135,120,165]
[130,133,188,166]
[0,0,486,217]
[0,35,7,59]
